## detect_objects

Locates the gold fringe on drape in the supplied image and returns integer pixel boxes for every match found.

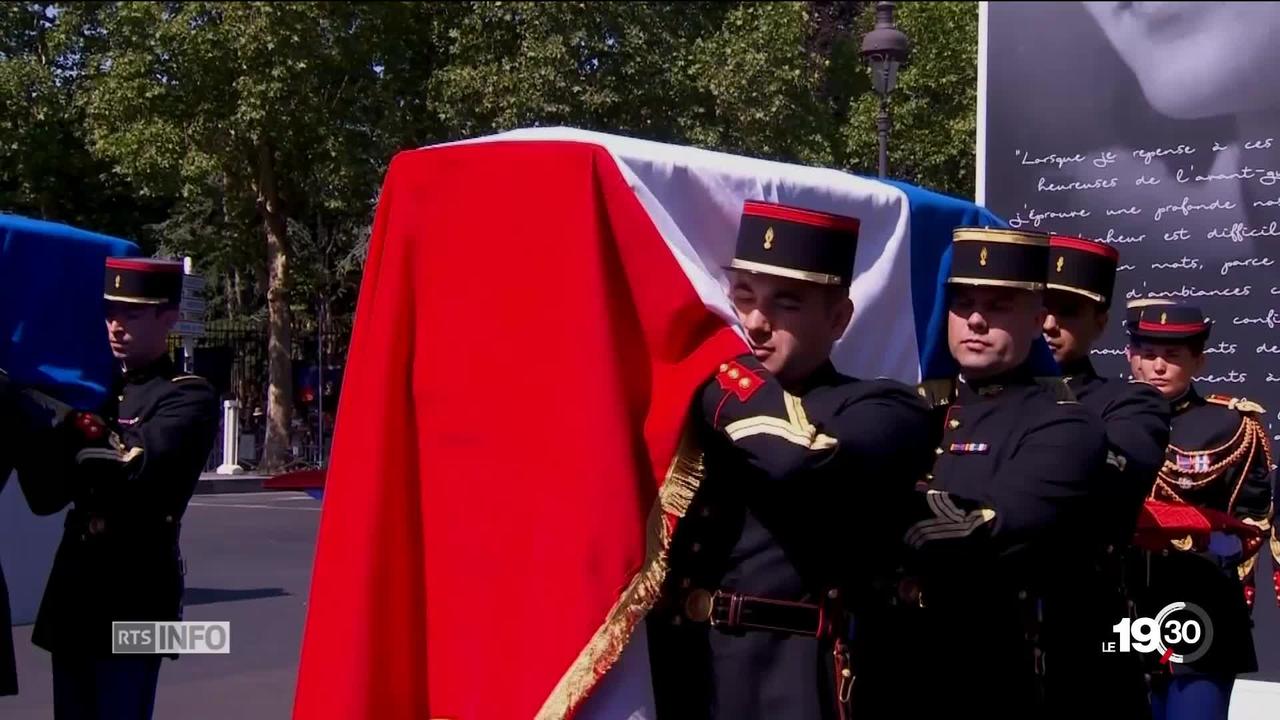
[535,432,705,720]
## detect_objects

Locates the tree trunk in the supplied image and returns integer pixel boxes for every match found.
[256,140,294,472]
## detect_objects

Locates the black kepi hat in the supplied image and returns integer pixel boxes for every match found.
[1047,234,1120,307]
[104,257,183,306]
[1124,297,1176,326]
[1126,302,1212,345]
[729,200,860,287]
[947,227,1050,290]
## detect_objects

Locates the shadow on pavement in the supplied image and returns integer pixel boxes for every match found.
[183,587,289,606]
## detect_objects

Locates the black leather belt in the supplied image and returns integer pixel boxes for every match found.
[683,589,825,637]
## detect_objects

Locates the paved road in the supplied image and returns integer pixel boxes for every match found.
[0,491,320,719]
[1,489,1277,718]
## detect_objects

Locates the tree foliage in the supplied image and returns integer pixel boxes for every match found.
[845,1,980,192]
[1,0,980,466]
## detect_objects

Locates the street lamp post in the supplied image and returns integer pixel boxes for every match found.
[860,1,911,178]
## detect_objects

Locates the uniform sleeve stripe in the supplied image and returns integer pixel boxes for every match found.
[907,521,991,547]
[724,417,814,443]
[906,518,985,548]
[905,508,996,548]
[905,516,982,546]
[76,448,124,464]
[725,419,837,450]
[927,490,966,522]
[784,393,811,428]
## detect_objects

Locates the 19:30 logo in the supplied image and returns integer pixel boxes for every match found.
[1106,602,1214,664]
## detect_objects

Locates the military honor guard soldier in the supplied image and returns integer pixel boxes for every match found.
[647,199,935,720]
[859,227,1111,718]
[29,258,219,720]
[1040,234,1171,717]
[1125,302,1275,720]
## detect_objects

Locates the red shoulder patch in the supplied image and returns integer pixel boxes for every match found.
[715,361,764,402]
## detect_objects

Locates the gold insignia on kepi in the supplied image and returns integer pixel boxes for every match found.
[684,589,714,622]
[979,246,989,266]
[114,274,122,289]
[763,226,775,250]
[1160,311,1168,325]
[1055,256,1065,273]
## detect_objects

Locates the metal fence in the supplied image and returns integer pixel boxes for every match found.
[170,317,352,472]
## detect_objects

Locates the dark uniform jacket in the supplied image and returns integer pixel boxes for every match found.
[1042,358,1170,718]
[858,362,1109,719]
[32,355,218,656]
[1063,358,1171,542]
[0,369,84,694]
[1136,385,1273,676]
[648,357,934,720]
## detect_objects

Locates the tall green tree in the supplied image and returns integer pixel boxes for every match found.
[844,1,979,197]
[0,2,164,237]
[431,1,730,142]
[78,1,447,469]
[4,1,981,468]
[429,1,979,197]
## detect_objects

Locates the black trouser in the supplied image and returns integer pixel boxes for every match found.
[52,653,162,720]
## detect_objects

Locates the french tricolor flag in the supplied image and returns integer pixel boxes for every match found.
[293,128,1005,720]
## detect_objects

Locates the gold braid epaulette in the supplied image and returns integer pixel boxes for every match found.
[1271,522,1280,587]
[1152,411,1271,513]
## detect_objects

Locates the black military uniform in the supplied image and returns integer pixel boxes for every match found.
[859,228,1111,719]
[647,200,934,720]
[1041,236,1172,719]
[0,368,89,697]
[32,258,218,719]
[1126,304,1273,683]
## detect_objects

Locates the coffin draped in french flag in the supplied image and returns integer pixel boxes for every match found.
[292,128,1006,720]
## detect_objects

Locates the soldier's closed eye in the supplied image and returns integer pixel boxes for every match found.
[766,291,803,311]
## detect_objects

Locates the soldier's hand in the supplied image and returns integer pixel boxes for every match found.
[59,411,142,473]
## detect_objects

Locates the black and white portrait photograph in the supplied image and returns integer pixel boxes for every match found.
[982,0,1280,697]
